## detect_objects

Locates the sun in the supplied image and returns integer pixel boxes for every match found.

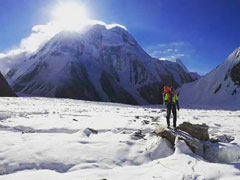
[52,2,89,31]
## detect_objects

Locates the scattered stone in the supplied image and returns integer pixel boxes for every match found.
[131,130,145,140]
[84,128,98,137]
[151,123,159,126]
[142,120,150,124]
[86,128,98,134]
[151,117,159,122]
[21,130,36,134]
[178,122,209,141]
[193,116,199,120]
[214,123,221,127]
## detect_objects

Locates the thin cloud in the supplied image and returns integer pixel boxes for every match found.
[0,18,127,75]
[0,20,127,58]
[145,41,195,60]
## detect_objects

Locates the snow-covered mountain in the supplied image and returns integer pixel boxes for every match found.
[174,58,201,81]
[189,72,201,81]
[179,47,240,110]
[4,24,194,104]
[175,58,189,72]
[0,71,16,97]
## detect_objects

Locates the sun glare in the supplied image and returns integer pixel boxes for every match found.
[52,2,89,31]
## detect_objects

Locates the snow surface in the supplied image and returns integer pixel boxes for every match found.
[0,97,240,179]
[180,47,240,110]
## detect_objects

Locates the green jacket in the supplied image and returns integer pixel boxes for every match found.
[164,92,179,110]
[164,92,178,103]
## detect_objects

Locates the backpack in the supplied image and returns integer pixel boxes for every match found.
[163,86,172,104]
[164,86,171,93]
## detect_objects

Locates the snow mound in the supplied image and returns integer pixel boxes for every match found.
[174,137,194,155]
[147,138,174,160]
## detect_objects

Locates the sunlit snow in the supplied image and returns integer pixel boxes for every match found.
[0,97,239,179]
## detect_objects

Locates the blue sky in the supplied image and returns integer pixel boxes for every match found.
[0,0,240,74]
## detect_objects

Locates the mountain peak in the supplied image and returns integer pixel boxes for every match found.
[179,46,240,110]
[173,58,189,72]
[3,23,195,104]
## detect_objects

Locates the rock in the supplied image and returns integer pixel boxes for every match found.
[86,128,98,134]
[131,130,145,140]
[155,123,238,163]
[178,122,209,141]
[142,120,150,124]
[155,127,176,145]
[155,126,205,157]
[84,128,98,137]
[150,117,159,122]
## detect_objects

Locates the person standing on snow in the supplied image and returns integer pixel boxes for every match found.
[163,86,180,129]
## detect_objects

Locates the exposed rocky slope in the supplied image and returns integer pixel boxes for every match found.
[0,71,16,97]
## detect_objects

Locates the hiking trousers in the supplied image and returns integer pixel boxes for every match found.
[166,104,177,128]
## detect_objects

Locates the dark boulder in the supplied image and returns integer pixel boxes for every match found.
[155,126,204,157]
[177,122,209,141]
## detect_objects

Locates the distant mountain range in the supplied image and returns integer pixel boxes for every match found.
[179,47,240,110]
[1,24,196,104]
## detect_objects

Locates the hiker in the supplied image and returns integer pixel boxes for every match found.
[163,86,180,129]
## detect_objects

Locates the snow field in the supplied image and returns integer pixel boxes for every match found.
[0,97,239,179]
